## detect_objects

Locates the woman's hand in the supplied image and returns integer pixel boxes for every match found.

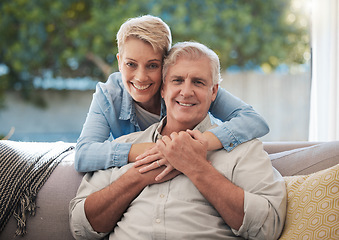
[128,142,155,163]
[134,142,177,181]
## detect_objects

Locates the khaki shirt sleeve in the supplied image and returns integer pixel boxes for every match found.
[69,169,113,239]
[69,132,144,239]
[230,140,287,240]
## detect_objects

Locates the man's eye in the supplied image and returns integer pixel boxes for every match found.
[172,79,183,84]
[194,80,205,86]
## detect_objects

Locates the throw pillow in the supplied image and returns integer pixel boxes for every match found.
[279,164,339,239]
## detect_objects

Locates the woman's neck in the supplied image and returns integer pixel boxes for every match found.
[135,92,161,115]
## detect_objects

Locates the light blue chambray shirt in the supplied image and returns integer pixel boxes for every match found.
[75,72,269,172]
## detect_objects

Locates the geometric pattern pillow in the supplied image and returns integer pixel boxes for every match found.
[279,164,339,239]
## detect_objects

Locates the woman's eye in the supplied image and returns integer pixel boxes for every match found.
[148,63,159,69]
[126,62,136,68]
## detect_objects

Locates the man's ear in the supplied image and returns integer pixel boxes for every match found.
[211,84,219,101]
[161,84,165,99]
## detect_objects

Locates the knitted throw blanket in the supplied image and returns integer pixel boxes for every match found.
[0,140,74,236]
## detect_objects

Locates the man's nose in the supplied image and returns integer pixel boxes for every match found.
[180,81,194,97]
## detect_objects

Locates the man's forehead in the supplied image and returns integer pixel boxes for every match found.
[166,57,212,80]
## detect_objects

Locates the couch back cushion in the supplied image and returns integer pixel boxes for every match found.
[270,141,339,176]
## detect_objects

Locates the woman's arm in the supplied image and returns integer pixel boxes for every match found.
[128,142,155,162]
[208,87,269,151]
[75,74,137,172]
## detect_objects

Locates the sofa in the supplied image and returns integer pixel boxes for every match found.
[0,141,338,239]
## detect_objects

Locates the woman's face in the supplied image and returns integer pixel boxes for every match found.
[117,37,163,113]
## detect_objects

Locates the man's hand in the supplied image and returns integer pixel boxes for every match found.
[156,129,209,175]
[154,129,245,230]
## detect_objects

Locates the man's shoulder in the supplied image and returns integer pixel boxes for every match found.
[228,139,265,156]
[114,123,160,143]
[209,139,265,159]
[114,131,144,143]
[235,138,263,150]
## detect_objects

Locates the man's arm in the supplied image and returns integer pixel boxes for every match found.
[157,130,244,230]
[84,166,179,233]
[184,161,245,230]
[157,129,286,239]
[84,167,145,233]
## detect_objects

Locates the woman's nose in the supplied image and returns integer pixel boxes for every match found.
[135,68,147,82]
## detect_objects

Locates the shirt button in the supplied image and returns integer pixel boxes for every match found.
[160,194,165,198]
[229,143,234,147]
[155,219,161,223]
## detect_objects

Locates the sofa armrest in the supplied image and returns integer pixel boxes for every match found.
[0,151,84,240]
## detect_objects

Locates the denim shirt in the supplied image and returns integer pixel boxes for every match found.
[75,72,269,172]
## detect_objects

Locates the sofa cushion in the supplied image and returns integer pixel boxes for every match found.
[279,164,339,240]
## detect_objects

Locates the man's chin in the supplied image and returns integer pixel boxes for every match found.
[175,117,201,129]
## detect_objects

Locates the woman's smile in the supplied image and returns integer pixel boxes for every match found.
[131,82,152,91]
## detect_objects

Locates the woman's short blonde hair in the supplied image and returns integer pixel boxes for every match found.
[163,41,222,85]
[116,15,172,56]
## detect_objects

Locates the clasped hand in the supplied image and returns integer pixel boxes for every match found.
[134,129,209,181]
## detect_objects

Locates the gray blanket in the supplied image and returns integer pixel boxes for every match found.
[0,140,74,236]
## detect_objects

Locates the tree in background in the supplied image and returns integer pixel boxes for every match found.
[0,0,309,105]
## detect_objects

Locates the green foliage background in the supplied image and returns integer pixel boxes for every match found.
[0,0,309,106]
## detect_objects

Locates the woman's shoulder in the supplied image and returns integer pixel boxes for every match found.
[91,72,129,107]
[100,72,123,88]
[96,72,125,96]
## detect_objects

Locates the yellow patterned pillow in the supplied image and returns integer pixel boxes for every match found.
[279,164,339,240]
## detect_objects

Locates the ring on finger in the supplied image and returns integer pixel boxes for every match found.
[156,160,161,167]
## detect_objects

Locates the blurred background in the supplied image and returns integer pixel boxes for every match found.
[0,0,312,142]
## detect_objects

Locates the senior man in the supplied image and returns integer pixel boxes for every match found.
[69,42,286,240]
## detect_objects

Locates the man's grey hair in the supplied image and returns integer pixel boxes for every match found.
[116,15,172,56]
[162,41,222,85]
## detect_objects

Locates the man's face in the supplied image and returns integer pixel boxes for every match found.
[117,37,163,111]
[161,56,218,130]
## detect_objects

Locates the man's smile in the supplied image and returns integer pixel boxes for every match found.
[177,101,196,107]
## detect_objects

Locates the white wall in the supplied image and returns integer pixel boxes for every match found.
[0,90,94,142]
[0,71,311,142]
[220,72,311,141]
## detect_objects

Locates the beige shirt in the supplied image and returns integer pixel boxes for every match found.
[69,116,286,240]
